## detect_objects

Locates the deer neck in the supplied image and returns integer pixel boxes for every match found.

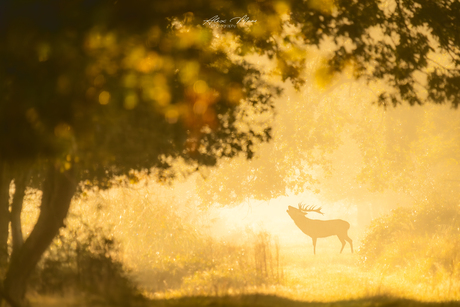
[291,215,316,233]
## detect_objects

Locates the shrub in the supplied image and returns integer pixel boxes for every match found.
[360,199,460,285]
[29,221,141,305]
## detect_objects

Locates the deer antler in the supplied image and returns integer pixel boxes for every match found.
[298,202,324,215]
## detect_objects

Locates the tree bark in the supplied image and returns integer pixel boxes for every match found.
[10,172,28,254]
[2,163,76,307]
[0,162,12,277]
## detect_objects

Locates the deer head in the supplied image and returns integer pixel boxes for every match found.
[286,202,324,219]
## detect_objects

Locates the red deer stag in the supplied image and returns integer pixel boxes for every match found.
[287,203,353,254]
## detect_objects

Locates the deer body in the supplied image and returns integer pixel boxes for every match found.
[287,205,353,254]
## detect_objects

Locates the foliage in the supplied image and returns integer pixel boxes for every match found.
[195,68,349,207]
[292,0,460,108]
[29,219,140,305]
[351,103,460,197]
[0,0,301,177]
[360,198,460,287]
[196,0,460,230]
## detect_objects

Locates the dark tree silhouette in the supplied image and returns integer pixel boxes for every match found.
[291,0,460,107]
[0,1,299,305]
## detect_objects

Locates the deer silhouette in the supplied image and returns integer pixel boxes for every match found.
[287,203,353,254]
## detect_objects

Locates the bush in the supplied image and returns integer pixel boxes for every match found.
[360,199,460,285]
[29,221,141,305]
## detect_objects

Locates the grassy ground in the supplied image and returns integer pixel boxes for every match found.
[24,195,460,307]
[141,239,460,303]
[29,294,460,307]
[151,295,460,307]
[30,242,460,306]
[276,244,460,303]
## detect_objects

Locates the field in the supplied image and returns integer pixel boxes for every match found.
[28,243,460,307]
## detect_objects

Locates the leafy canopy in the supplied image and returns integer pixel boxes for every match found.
[292,0,460,107]
[195,0,460,206]
[0,0,304,186]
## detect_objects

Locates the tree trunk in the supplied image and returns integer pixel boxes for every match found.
[0,163,11,307]
[10,172,28,254]
[2,163,76,307]
[0,163,12,277]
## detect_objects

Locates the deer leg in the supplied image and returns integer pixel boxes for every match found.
[312,237,317,255]
[338,236,346,253]
[345,234,353,253]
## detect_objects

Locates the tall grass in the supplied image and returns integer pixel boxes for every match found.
[91,181,284,297]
